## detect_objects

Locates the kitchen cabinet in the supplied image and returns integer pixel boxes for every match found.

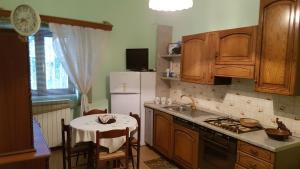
[0,29,50,169]
[214,26,257,65]
[153,110,173,159]
[173,120,199,169]
[0,29,33,156]
[214,26,257,79]
[255,0,300,95]
[236,141,300,169]
[237,141,274,169]
[181,33,215,84]
[214,65,255,79]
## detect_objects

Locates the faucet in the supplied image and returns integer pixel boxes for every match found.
[181,95,197,111]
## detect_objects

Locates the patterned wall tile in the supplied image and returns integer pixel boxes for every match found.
[169,79,300,136]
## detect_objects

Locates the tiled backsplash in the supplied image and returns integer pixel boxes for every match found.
[169,79,300,137]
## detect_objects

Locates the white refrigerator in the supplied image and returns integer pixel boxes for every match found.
[110,72,156,145]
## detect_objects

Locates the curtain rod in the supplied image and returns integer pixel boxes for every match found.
[0,9,113,31]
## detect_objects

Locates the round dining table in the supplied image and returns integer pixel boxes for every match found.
[70,113,138,153]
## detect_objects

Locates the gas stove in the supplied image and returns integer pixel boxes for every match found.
[204,117,262,134]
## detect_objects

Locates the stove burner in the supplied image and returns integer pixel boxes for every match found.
[205,117,262,134]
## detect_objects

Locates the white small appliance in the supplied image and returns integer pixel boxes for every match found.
[110,72,156,145]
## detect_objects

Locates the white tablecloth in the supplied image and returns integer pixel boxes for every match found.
[70,114,138,153]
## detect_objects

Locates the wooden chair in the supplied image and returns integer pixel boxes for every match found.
[95,128,129,169]
[61,119,92,169]
[83,109,107,116]
[129,112,141,169]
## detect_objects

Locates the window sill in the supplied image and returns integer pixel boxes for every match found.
[32,94,78,103]
[32,94,78,115]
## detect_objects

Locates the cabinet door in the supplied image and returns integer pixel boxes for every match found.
[215,26,257,65]
[173,123,199,169]
[255,0,299,95]
[0,29,33,155]
[181,33,214,84]
[153,110,173,159]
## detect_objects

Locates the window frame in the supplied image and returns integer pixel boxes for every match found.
[30,30,76,97]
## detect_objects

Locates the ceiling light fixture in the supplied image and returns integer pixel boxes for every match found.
[149,0,193,12]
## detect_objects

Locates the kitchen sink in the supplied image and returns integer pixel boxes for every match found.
[163,105,191,112]
[162,105,216,118]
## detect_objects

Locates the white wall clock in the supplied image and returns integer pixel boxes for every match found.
[10,4,41,36]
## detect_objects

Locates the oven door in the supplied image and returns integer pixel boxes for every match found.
[199,128,237,169]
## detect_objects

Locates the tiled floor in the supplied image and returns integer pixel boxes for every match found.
[49,146,161,169]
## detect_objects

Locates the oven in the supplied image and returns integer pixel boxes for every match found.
[198,126,237,169]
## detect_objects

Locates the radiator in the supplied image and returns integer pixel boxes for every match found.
[33,108,72,148]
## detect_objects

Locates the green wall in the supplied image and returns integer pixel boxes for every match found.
[0,0,260,109]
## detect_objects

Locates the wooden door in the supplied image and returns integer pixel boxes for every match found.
[215,26,257,65]
[153,110,173,159]
[255,0,300,95]
[0,29,33,155]
[173,123,199,169]
[181,33,214,84]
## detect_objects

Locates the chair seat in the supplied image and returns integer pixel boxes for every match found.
[71,142,91,153]
[99,150,126,161]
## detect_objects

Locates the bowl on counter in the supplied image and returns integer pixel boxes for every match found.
[265,128,290,141]
[240,118,259,128]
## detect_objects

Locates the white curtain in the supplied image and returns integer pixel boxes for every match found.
[49,23,107,116]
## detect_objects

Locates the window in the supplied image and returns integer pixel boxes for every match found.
[29,30,76,96]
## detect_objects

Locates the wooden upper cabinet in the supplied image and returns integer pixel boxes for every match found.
[181,33,214,84]
[255,0,300,95]
[215,26,257,65]
[213,26,257,79]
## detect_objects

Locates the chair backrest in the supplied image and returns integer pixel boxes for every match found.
[95,128,129,168]
[83,109,107,116]
[61,119,71,148]
[130,112,141,143]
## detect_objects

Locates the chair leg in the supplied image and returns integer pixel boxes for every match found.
[76,152,79,166]
[67,155,72,169]
[62,150,67,169]
[87,151,90,169]
[137,145,140,169]
[113,160,116,168]
[125,158,129,169]
[130,147,135,169]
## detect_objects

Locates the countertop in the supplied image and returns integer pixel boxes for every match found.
[144,102,300,152]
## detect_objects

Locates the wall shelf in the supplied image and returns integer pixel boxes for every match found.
[161,54,181,59]
[161,76,180,81]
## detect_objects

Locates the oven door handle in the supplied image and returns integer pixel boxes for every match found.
[203,137,230,150]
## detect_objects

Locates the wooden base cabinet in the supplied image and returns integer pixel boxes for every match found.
[255,0,300,95]
[236,141,300,169]
[153,110,173,159]
[173,122,199,169]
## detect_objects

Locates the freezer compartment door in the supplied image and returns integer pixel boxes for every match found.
[110,72,140,94]
[111,94,140,115]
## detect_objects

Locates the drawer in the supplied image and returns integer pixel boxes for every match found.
[235,164,247,169]
[215,65,254,79]
[238,141,275,163]
[237,151,273,169]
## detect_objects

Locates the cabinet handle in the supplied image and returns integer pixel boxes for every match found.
[215,52,219,58]
[249,164,257,169]
[250,149,258,156]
